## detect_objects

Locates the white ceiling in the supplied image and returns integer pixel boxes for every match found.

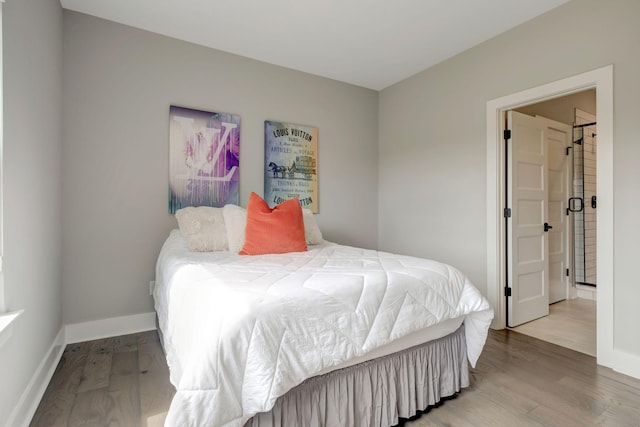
[60,0,569,90]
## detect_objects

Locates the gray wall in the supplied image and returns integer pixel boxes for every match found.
[0,0,63,424]
[62,11,379,324]
[378,0,640,356]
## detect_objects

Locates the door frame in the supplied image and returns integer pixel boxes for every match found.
[485,65,613,367]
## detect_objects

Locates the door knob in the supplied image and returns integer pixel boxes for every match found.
[544,223,553,232]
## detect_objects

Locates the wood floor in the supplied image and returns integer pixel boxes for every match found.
[30,328,640,427]
[509,297,596,356]
[29,330,174,427]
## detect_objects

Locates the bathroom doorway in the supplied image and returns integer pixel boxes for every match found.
[486,65,614,366]
[507,90,597,356]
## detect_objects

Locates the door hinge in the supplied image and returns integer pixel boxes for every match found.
[504,286,512,297]
[566,146,572,156]
[504,129,512,140]
[504,208,511,218]
[566,268,570,277]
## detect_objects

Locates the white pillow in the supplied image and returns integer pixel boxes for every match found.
[223,204,247,253]
[302,209,324,245]
[175,206,228,251]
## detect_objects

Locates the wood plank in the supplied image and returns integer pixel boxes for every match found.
[402,400,476,427]
[50,342,92,392]
[76,339,114,393]
[137,331,166,372]
[29,391,76,427]
[558,375,640,422]
[470,368,539,415]
[106,373,141,426]
[112,350,139,376]
[138,332,175,427]
[113,333,139,353]
[67,389,109,427]
[29,342,92,427]
[137,330,160,344]
[526,403,590,427]
[104,350,142,424]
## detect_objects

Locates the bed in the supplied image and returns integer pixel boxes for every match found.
[154,201,494,427]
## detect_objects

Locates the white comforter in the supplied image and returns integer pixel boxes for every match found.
[154,230,493,427]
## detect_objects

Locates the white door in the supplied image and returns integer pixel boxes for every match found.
[507,111,549,327]
[539,117,572,304]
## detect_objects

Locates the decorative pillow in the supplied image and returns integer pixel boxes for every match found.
[223,204,247,253]
[175,206,228,251]
[302,209,324,245]
[239,192,307,255]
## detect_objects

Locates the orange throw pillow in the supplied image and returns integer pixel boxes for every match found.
[239,192,308,255]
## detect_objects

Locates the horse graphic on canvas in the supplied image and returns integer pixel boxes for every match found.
[268,162,289,178]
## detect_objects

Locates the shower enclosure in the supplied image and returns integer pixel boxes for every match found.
[571,113,597,287]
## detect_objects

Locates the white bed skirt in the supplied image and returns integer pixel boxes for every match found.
[245,324,469,427]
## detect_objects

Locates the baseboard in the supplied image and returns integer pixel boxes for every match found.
[5,327,65,427]
[65,312,156,344]
[576,284,597,301]
[611,348,640,380]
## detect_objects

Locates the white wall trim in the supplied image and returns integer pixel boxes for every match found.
[65,311,156,344]
[486,65,619,372]
[5,327,65,427]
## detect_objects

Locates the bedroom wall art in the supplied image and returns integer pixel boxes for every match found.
[169,106,240,213]
[264,120,318,213]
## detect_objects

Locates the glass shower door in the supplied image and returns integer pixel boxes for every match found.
[572,120,597,287]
